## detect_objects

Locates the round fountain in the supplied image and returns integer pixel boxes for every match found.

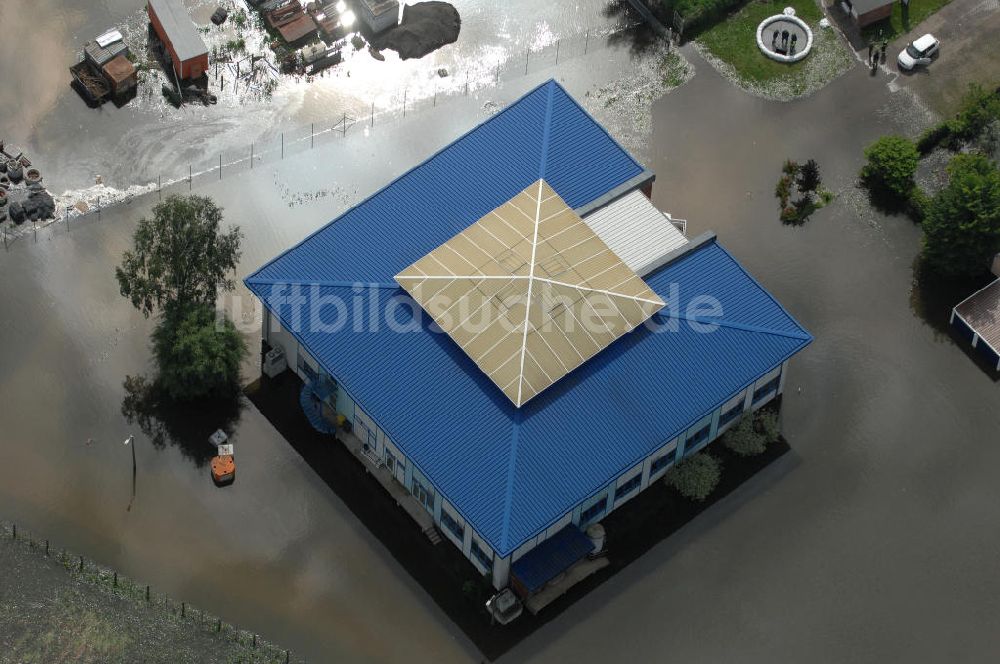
[756,7,813,63]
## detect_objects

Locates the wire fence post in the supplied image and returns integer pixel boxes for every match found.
[188,164,192,190]
[585,28,590,55]
[371,100,375,127]
[525,48,529,75]
[158,174,162,201]
[281,132,284,159]
[556,39,560,65]
[311,122,314,148]
[219,154,223,180]
[97,195,101,221]
[250,142,254,169]
[403,89,407,117]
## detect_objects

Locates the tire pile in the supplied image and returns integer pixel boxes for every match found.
[0,157,55,226]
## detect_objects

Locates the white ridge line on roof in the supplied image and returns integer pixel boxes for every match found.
[476,221,516,253]
[490,210,531,243]
[525,347,554,384]
[579,290,619,338]
[533,277,665,306]
[527,315,573,372]
[560,294,603,351]
[458,229,498,265]
[441,243,484,274]
[544,218,587,243]
[516,179,546,407]
[400,274,529,281]
[544,313,586,363]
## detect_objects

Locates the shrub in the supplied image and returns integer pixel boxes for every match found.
[782,159,800,177]
[664,453,721,502]
[775,175,793,204]
[921,153,1000,278]
[906,187,932,223]
[946,84,1000,147]
[722,416,766,456]
[780,206,798,223]
[916,123,951,155]
[757,409,780,443]
[797,159,821,194]
[860,135,919,201]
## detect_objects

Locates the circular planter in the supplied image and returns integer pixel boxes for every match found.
[0,188,7,207]
[756,13,813,63]
[25,168,41,185]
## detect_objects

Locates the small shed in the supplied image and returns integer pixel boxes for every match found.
[358,0,400,34]
[102,55,138,94]
[838,0,894,28]
[84,39,130,68]
[147,0,210,80]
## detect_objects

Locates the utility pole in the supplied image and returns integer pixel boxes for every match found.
[124,435,136,512]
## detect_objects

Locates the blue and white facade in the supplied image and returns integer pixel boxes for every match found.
[248,81,812,590]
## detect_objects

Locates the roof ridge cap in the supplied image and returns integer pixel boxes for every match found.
[498,409,524,553]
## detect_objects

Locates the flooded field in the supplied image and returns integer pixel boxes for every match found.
[2,3,1000,663]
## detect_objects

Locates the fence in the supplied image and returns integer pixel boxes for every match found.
[1,520,304,664]
[1,19,655,252]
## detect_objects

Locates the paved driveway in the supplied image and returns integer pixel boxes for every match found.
[889,0,1000,114]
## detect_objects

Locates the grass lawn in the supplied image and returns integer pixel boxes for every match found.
[861,0,953,42]
[697,0,853,98]
[699,0,822,83]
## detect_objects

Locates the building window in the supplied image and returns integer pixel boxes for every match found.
[718,401,744,429]
[580,495,608,525]
[753,375,781,403]
[471,539,492,571]
[440,509,464,540]
[651,448,676,475]
[614,474,642,502]
[686,424,711,453]
[411,477,434,512]
[385,448,397,474]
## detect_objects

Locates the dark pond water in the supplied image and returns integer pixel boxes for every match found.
[2,8,1000,663]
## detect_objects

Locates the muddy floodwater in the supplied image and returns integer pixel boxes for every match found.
[0,0,625,197]
[2,3,1000,663]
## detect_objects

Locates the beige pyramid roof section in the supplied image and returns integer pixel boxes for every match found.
[395,179,665,407]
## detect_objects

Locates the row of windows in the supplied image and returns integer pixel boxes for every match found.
[718,400,745,429]
[440,509,464,540]
[753,375,781,403]
[470,539,492,570]
[580,496,608,524]
[687,424,711,451]
[651,447,676,474]
[614,473,642,501]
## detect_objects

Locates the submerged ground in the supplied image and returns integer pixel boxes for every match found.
[2,0,1000,662]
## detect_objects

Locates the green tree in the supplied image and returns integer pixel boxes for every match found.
[664,453,721,502]
[947,84,1000,146]
[860,136,919,201]
[921,153,1000,278]
[152,304,247,400]
[116,195,242,318]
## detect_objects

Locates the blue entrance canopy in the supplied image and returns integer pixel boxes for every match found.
[511,525,594,594]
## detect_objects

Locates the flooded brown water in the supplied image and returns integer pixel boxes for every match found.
[2,10,1000,664]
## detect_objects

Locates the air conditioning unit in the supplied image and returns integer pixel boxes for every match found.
[263,346,287,378]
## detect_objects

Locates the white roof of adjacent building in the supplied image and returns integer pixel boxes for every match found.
[148,0,209,62]
[582,190,688,277]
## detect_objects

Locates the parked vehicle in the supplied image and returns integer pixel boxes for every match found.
[898,34,940,70]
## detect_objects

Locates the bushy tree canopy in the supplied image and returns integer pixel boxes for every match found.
[152,304,247,401]
[861,136,919,201]
[116,195,242,318]
[664,453,721,502]
[922,153,1000,278]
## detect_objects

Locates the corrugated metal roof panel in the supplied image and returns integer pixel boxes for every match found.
[245,81,812,557]
[247,81,644,287]
[954,278,1000,353]
[148,0,208,62]
[582,190,688,275]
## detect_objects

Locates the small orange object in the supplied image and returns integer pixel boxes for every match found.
[211,454,235,486]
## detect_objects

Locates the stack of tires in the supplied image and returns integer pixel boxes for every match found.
[0,186,8,224]
[6,160,22,184]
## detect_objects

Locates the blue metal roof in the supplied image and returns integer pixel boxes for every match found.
[511,525,594,594]
[246,80,812,557]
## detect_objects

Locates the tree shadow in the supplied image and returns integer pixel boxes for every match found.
[121,374,245,467]
[603,0,667,56]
